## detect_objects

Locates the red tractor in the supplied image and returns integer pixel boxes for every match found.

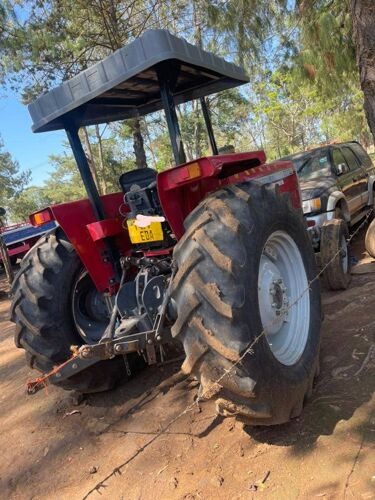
[11,30,321,425]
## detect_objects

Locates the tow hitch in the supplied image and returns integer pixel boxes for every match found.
[26,281,173,395]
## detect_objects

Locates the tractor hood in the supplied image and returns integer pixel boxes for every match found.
[28,29,249,133]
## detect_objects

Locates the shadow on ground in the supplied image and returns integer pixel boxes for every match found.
[246,265,375,457]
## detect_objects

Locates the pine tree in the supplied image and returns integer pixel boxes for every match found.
[0,137,30,210]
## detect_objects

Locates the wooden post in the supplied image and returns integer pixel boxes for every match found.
[0,218,14,286]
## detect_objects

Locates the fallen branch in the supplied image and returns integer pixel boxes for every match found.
[353,343,375,377]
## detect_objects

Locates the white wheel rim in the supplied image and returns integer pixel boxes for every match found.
[340,234,348,274]
[257,230,310,366]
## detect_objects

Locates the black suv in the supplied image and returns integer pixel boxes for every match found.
[281,141,375,249]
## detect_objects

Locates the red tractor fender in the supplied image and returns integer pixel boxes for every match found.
[30,152,300,293]
[30,192,131,293]
[157,152,300,239]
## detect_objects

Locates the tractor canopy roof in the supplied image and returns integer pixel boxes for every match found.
[29,29,249,133]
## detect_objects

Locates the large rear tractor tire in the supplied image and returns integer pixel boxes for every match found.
[11,228,128,393]
[171,183,321,426]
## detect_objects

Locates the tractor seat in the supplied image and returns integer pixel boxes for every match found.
[119,168,157,193]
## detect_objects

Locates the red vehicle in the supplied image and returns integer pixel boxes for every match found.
[11,30,321,426]
[0,220,57,265]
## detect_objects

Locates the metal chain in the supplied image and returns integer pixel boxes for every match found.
[83,210,373,497]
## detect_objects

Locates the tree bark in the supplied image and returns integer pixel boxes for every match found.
[193,99,202,158]
[351,0,375,144]
[143,121,158,169]
[81,127,100,192]
[0,217,13,285]
[0,237,13,285]
[94,124,107,194]
[130,118,148,169]
[193,1,203,158]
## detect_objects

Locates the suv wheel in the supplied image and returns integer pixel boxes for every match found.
[321,218,351,290]
[365,218,375,258]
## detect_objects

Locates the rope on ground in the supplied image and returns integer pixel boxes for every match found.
[353,343,375,377]
[26,353,79,395]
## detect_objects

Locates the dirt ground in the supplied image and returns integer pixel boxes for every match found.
[0,230,374,500]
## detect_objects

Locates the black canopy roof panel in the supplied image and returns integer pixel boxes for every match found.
[29,29,249,133]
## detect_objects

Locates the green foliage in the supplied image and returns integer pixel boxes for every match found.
[295,0,356,97]
[6,136,138,220]
[8,186,52,222]
[0,137,30,211]
[204,0,289,66]
[7,152,85,221]
[1,0,374,222]
[43,153,86,203]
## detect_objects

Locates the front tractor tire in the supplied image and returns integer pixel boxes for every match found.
[171,183,321,426]
[11,228,126,393]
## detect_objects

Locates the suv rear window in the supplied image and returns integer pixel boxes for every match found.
[350,143,373,168]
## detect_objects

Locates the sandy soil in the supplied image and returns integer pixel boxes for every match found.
[0,230,374,500]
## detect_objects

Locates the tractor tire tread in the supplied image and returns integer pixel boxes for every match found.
[171,182,321,425]
[11,227,125,393]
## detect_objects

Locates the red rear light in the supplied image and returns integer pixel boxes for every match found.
[307,220,316,228]
[30,208,54,226]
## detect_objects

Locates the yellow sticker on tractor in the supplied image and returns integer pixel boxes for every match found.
[127,219,164,244]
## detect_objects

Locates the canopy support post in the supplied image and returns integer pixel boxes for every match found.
[157,65,186,166]
[65,125,121,283]
[200,97,218,155]
[65,126,106,221]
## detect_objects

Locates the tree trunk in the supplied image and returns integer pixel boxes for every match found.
[193,1,203,158]
[0,216,13,285]
[177,106,193,161]
[143,121,158,169]
[351,0,375,144]
[94,124,107,194]
[81,127,100,192]
[129,118,148,169]
[193,99,202,158]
